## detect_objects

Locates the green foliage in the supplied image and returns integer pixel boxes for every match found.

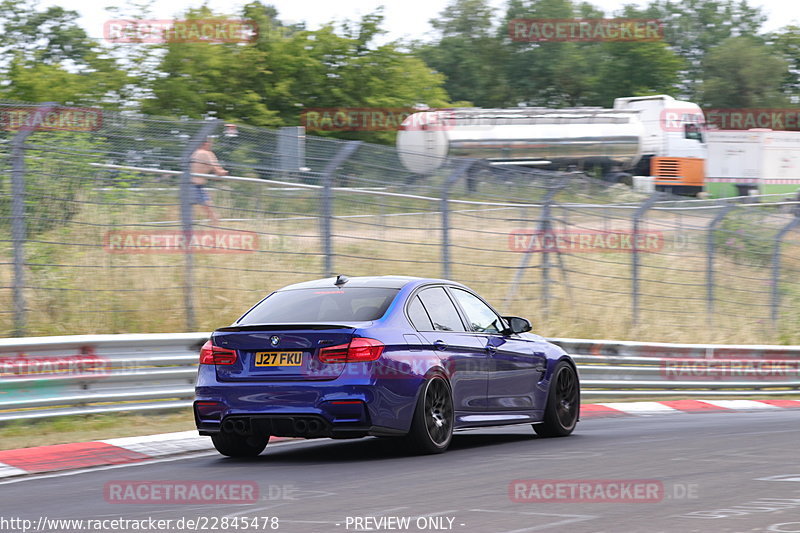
[766,25,800,102]
[0,0,796,134]
[423,0,684,108]
[0,131,105,237]
[142,4,451,144]
[700,36,789,107]
[0,0,134,106]
[714,215,775,267]
[637,0,767,99]
[415,0,511,107]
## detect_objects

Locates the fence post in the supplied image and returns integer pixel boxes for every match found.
[10,130,33,337]
[180,120,221,331]
[505,179,566,314]
[440,159,476,279]
[705,204,733,322]
[319,141,361,277]
[9,102,57,336]
[539,188,558,318]
[770,216,800,324]
[631,192,661,326]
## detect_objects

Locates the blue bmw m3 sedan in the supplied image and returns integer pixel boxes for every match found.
[194,275,579,456]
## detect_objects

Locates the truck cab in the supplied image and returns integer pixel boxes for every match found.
[614,95,706,195]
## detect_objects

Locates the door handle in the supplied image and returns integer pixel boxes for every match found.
[434,340,448,351]
[486,344,497,354]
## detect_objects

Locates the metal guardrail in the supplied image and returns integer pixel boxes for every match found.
[0,333,206,422]
[0,334,798,422]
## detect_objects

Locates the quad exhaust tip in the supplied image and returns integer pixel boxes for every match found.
[292,418,323,436]
[222,417,326,437]
[221,418,251,435]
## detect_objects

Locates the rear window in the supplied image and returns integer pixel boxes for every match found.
[237,288,400,324]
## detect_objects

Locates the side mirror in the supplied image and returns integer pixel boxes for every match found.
[502,316,532,335]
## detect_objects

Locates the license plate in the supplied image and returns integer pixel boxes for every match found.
[255,351,303,367]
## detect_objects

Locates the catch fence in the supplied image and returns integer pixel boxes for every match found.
[1,101,799,343]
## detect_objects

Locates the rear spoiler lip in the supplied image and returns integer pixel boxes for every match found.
[213,322,373,333]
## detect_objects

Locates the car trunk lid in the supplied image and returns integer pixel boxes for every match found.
[212,324,362,382]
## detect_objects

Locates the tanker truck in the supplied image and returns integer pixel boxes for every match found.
[397,95,706,195]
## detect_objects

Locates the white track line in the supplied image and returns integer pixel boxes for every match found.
[595,402,681,414]
[100,431,213,457]
[0,463,28,479]
[699,400,780,410]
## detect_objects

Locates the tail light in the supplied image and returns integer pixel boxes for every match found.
[199,340,237,365]
[318,338,384,363]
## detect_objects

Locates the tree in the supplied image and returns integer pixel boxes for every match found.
[0,0,93,65]
[590,40,683,104]
[415,0,511,107]
[142,4,451,143]
[495,0,682,107]
[586,3,684,104]
[499,0,598,106]
[768,25,800,102]
[642,0,767,99]
[0,0,133,106]
[700,36,789,108]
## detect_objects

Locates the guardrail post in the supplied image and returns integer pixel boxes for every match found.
[631,192,661,326]
[441,159,476,279]
[705,204,733,324]
[180,120,221,331]
[770,217,800,324]
[319,141,361,277]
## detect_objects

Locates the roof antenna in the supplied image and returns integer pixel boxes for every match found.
[335,274,349,287]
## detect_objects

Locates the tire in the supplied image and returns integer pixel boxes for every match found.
[211,431,269,457]
[534,360,579,437]
[405,376,454,454]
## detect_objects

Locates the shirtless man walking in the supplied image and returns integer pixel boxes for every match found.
[190,138,228,224]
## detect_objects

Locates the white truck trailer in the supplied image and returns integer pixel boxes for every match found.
[705,129,800,198]
[397,95,707,194]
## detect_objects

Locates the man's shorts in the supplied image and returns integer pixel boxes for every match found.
[192,185,210,205]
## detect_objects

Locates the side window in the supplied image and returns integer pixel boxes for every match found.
[407,295,434,331]
[684,123,703,142]
[450,288,504,334]
[417,287,466,332]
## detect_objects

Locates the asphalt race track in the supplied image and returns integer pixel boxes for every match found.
[3,410,800,533]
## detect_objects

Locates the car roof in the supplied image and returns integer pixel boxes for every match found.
[277,275,461,291]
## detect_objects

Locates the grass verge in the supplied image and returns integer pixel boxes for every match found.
[0,409,195,451]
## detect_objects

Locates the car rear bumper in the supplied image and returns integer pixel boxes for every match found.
[194,364,422,437]
[196,412,406,439]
